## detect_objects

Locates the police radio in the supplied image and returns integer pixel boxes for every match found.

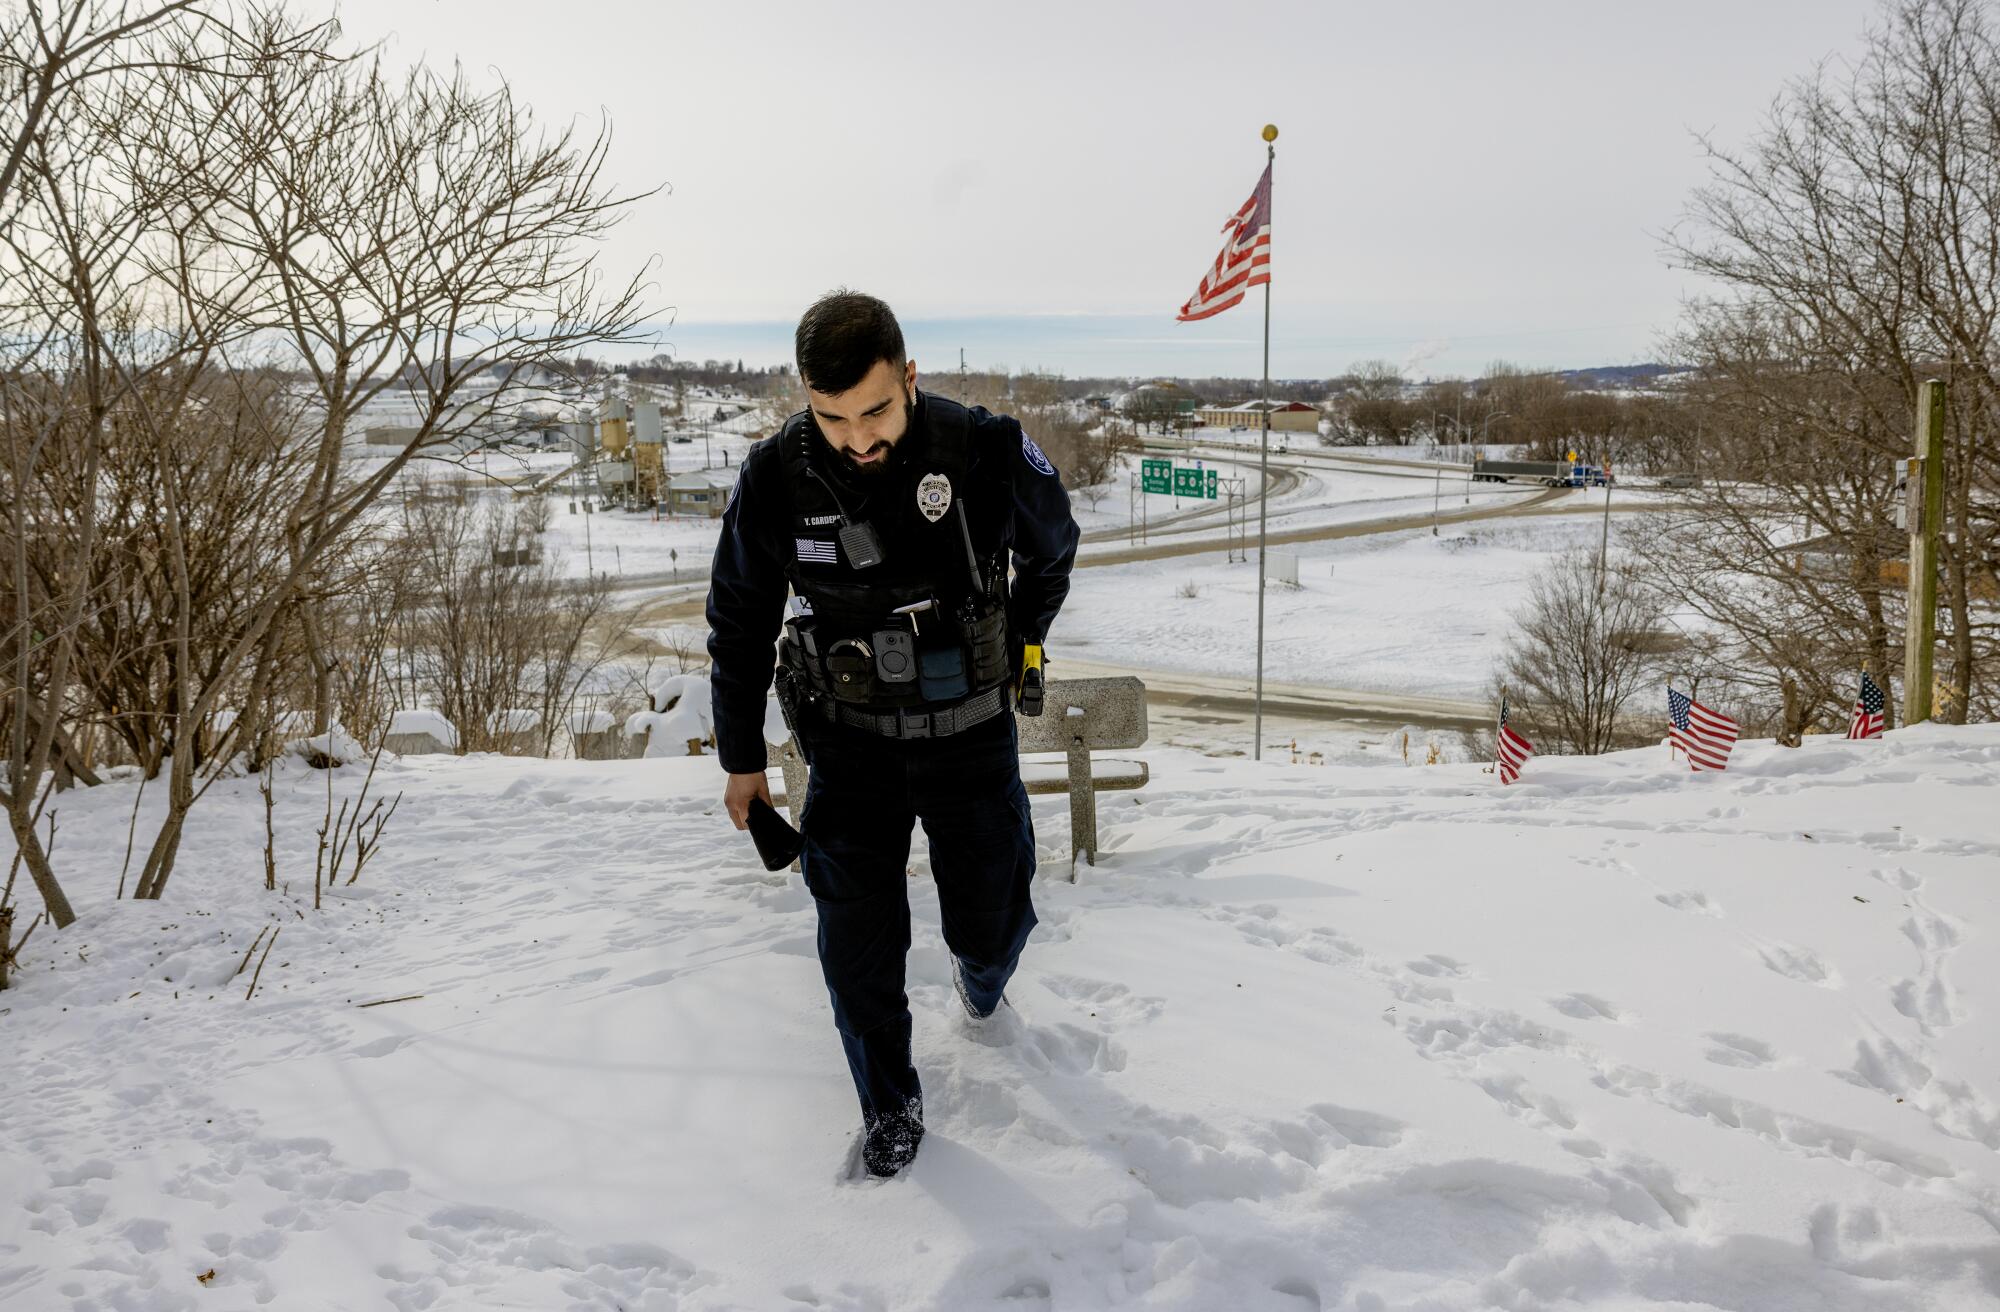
[837,521,885,569]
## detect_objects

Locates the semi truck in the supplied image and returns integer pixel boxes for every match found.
[1471,456,1611,488]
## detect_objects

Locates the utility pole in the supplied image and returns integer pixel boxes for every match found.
[1595,441,1615,594]
[1473,410,1507,504]
[959,348,968,403]
[1903,379,1946,725]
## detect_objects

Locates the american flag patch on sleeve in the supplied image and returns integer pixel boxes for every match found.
[795,538,838,565]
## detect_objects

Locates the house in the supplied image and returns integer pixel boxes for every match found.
[1192,400,1320,433]
[664,468,739,517]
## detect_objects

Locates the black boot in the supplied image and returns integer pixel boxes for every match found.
[861,1099,925,1178]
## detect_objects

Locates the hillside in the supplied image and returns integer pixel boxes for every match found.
[6,726,1999,1310]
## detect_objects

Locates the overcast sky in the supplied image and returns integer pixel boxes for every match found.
[307,1,1882,377]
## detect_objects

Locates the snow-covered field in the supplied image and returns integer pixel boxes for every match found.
[536,500,731,582]
[1060,519,1620,702]
[7,725,1998,1309]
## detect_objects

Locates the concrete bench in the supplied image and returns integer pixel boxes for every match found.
[1015,676,1149,874]
[772,675,1149,878]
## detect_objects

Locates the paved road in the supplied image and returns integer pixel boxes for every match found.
[1051,658,1492,734]
[1077,484,1572,567]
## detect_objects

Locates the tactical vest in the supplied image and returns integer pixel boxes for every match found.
[776,393,1013,711]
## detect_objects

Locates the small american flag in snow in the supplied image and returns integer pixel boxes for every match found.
[1495,694,1534,785]
[1668,688,1738,772]
[1847,671,1886,740]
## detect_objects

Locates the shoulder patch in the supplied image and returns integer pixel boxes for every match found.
[1021,433,1056,477]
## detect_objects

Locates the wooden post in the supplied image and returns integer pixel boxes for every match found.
[1903,381,1946,725]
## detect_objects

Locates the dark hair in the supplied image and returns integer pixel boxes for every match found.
[794,290,905,395]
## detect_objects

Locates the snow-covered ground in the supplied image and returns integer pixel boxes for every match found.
[1059,519,1621,702]
[7,724,1998,1309]
[536,500,730,582]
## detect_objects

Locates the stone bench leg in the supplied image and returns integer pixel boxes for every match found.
[1066,734,1097,878]
[777,738,807,873]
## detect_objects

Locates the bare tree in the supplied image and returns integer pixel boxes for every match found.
[0,4,319,926]
[1021,406,1134,502]
[399,491,632,757]
[1662,0,2000,723]
[1630,327,1909,729]
[1500,554,1669,755]
[2,3,658,918]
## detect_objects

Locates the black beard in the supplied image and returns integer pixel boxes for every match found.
[841,395,917,479]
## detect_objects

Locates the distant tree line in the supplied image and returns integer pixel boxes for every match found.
[1322,361,1696,473]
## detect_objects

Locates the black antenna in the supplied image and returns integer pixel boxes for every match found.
[953,500,985,597]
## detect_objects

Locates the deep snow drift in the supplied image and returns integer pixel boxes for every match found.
[5,726,1999,1309]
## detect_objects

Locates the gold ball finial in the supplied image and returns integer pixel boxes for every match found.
[1262,124,1279,143]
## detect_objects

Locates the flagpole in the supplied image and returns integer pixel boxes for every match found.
[1253,123,1277,762]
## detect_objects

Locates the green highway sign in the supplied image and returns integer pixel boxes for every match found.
[1172,467,1220,499]
[1141,458,1219,500]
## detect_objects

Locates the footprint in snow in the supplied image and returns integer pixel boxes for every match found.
[1755,942,1839,987]
[1872,866,1923,893]
[1655,890,1722,917]
[1305,1103,1407,1150]
[350,1034,416,1059]
[1038,972,1166,1026]
[1020,1023,1127,1076]
[1550,993,1627,1023]
[1702,1032,1779,1068]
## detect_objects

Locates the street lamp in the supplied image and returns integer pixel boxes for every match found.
[1430,411,1454,460]
[1470,412,1509,503]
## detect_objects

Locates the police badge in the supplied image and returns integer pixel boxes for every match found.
[916,472,953,523]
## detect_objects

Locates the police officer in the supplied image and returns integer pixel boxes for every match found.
[706,290,1079,1178]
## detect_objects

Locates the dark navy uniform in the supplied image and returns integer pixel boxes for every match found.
[706,390,1079,1122]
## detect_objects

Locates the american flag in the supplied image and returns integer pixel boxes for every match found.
[1177,162,1271,322]
[1495,693,1534,785]
[1847,671,1886,740]
[1668,688,1739,772]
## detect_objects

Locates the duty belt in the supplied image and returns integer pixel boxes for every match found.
[815,684,1011,740]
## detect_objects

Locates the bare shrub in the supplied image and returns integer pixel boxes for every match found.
[1499,554,1668,755]
[399,494,635,756]
[1027,408,1137,499]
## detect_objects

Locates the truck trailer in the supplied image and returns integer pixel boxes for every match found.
[1471,456,1611,488]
